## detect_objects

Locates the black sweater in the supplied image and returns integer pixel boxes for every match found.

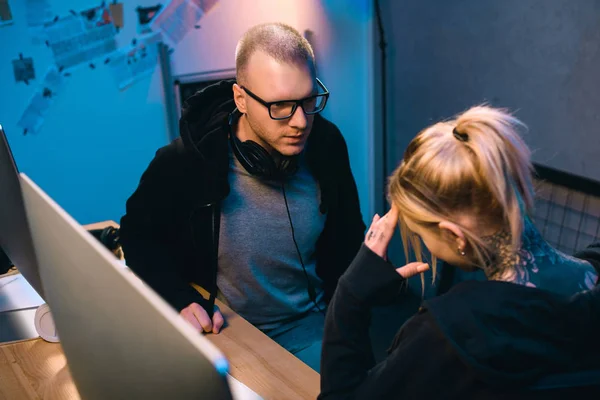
[119,80,366,314]
[320,244,600,399]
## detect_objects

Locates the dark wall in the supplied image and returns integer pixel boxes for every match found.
[380,0,600,181]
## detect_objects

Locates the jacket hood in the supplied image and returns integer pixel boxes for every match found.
[179,79,236,161]
[426,279,600,387]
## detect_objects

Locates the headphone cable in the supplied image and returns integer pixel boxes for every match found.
[281,181,326,316]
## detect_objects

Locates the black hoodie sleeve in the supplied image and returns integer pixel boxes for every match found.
[315,121,367,303]
[319,245,457,399]
[119,144,210,313]
[573,242,600,284]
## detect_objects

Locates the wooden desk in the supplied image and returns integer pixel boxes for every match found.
[0,221,320,400]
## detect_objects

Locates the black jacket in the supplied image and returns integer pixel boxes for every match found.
[320,244,600,399]
[119,80,366,314]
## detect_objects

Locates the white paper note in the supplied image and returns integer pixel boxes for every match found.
[150,0,204,48]
[17,66,67,135]
[25,0,52,26]
[43,5,117,70]
[109,32,163,90]
[25,0,53,43]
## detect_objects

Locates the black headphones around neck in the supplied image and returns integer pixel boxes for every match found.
[228,108,299,180]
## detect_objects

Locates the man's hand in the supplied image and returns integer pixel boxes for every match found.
[180,303,224,334]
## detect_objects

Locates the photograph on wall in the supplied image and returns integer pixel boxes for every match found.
[136,4,162,34]
[109,2,124,29]
[0,0,13,27]
[12,55,36,84]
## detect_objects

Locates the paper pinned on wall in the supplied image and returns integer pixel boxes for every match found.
[17,66,67,135]
[26,0,53,26]
[17,106,45,136]
[195,0,220,14]
[0,0,14,27]
[25,0,53,43]
[12,54,35,84]
[109,32,162,90]
[41,64,67,96]
[149,0,206,48]
[136,4,162,34]
[109,2,124,29]
[43,4,117,70]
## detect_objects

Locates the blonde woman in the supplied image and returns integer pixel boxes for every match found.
[319,106,600,399]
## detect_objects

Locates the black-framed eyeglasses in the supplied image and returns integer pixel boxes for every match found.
[241,78,330,120]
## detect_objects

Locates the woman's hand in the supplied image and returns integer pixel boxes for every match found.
[365,207,429,278]
[364,207,399,260]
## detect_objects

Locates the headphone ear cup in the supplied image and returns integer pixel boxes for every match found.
[277,156,299,178]
[241,140,278,177]
[229,132,278,178]
[227,109,299,179]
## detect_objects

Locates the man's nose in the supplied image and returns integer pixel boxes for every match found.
[288,105,307,130]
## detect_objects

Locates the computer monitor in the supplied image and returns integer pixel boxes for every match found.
[0,125,44,299]
[19,173,239,400]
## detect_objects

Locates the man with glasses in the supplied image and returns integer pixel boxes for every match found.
[119,23,365,372]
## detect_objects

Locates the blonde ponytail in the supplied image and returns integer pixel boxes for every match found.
[388,105,535,276]
[453,106,535,250]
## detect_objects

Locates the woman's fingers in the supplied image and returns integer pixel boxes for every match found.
[365,210,397,258]
[396,262,429,279]
[365,214,380,240]
[388,205,399,223]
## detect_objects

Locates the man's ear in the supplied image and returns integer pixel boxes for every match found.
[438,221,466,253]
[233,84,247,114]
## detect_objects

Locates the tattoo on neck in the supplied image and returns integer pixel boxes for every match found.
[480,217,598,293]
[481,228,519,281]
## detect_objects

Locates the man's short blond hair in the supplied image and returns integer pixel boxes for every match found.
[235,22,316,85]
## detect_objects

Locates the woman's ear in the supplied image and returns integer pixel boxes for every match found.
[233,84,247,114]
[438,221,466,254]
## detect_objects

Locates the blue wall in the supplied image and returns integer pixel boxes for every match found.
[381,0,600,183]
[1,0,376,225]
[0,0,170,224]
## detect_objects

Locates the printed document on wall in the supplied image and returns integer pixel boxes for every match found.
[150,0,204,48]
[44,4,117,70]
[17,67,67,135]
[109,32,163,90]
